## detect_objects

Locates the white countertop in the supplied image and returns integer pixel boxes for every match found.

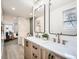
[25,37,76,59]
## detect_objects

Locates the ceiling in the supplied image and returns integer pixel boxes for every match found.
[2,0,76,18]
[50,0,76,10]
[2,0,34,18]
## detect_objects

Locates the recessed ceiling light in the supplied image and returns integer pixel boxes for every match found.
[12,8,15,10]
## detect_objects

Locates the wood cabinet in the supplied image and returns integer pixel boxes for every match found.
[53,54,66,59]
[31,43,41,59]
[41,48,49,59]
[41,48,66,59]
[24,39,66,59]
[24,39,31,59]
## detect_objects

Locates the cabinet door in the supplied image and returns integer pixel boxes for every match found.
[53,54,66,59]
[41,48,66,59]
[24,39,31,59]
[50,52,66,59]
[41,48,51,59]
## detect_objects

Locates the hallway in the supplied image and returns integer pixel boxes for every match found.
[2,39,24,59]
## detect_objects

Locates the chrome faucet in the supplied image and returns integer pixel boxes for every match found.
[62,40,68,45]
[57,33,60,43]
[56,33,62,43]
[55,33,68,45]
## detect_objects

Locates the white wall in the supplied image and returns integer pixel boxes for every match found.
[3,15,30,46]
[1,40,4,57]
[18,17,30,46]
[3,15,17,24]
[33,0,77,57]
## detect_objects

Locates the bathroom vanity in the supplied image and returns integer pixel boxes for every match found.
[24,37,76,59]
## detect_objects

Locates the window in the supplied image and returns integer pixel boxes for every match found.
[64,7,77,30]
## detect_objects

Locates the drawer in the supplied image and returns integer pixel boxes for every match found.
[32,52,39,59]
[31,43,41,55]
[31,51,41,59]
[25,40,29,47]
[25,40,31,47]
[24,39,31,59]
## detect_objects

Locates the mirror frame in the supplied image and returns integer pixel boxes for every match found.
[34,4,45,33]
[49,1,77,36]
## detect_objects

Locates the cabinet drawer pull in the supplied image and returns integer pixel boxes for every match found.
[33,53,34,56]
[26,41,28,47]
[32,53,37,58]
[48,53,51,59]
[32,46,37,50]
[26,44,28,47]
[35,55,37,58]
[51,55,54,59]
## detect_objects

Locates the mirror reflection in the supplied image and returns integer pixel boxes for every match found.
[49,0,77,36]
[34,5,45,33]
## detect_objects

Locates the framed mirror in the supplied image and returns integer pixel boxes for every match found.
[34,4,45,33]
[49,0,77,36]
